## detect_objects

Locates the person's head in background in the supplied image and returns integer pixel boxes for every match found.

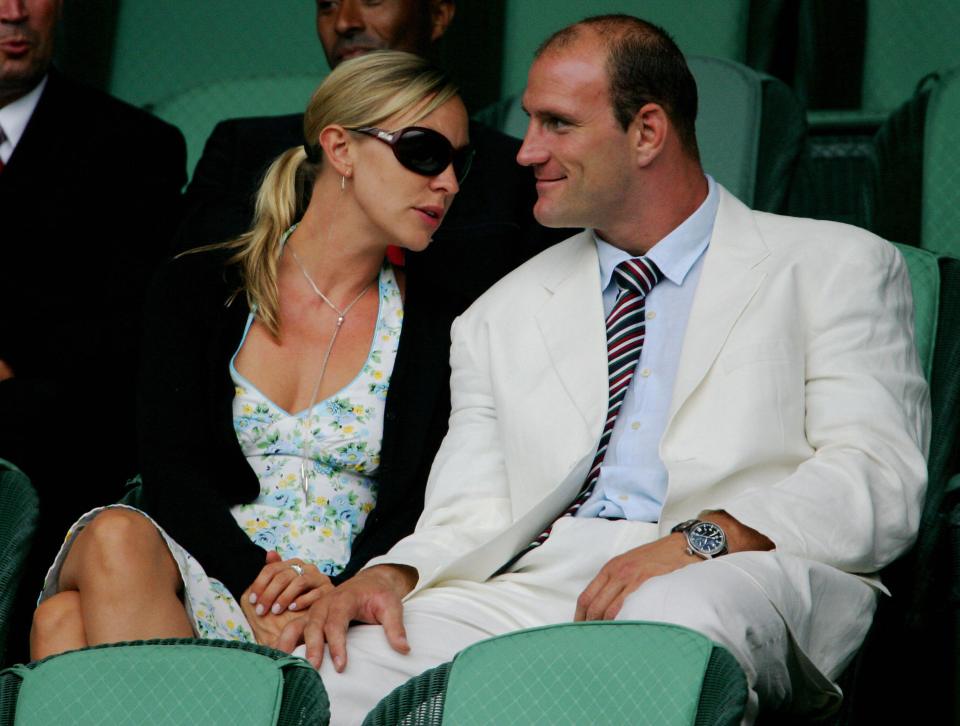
[316,0,455,68]
[0,0,61,107]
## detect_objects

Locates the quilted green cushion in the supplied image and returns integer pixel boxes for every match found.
[9,642,304,725]
[441,621,738,725]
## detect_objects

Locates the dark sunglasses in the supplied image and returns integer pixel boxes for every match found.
[350,126,474,183]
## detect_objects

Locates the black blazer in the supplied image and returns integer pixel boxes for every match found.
[0,69,186,508]
[176,114,569,316]
[138,250,458,600]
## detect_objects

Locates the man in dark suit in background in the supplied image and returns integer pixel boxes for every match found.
[0,0,186,664]
[178,0,564,312]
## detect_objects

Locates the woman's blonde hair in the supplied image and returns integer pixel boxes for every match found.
[207,51,459,336]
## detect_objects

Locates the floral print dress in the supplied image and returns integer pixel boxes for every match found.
[41,261,403,642]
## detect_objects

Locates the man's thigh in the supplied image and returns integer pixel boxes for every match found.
[619,552,877,720]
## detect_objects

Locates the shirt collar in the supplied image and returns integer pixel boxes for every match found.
[595,174,718,291]
[0,75,48,154]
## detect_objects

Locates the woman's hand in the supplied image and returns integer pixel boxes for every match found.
[239,596,305,649]
[245,551,334,618]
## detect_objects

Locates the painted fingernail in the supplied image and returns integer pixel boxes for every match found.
[248,593,257,604]
[272,603,282,614]
[288,602,298,611]
[255,604,264,616]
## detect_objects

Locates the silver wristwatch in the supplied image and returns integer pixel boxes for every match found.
[671,519,728,559]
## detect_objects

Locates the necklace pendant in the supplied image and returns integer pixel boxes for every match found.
[336,315,344,327]
[300,460,310,496]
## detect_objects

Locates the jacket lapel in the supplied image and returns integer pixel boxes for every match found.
[533,232,609,440]
[667,188,770,423]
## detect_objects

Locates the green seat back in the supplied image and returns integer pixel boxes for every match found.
[0,639,328,726]
[0,461,38,665]
[922,67,960,259]
[475,55,804,213]
[500,0,749,97]
[364,622,746,725]
[893,243,940,381]
[861,0,960,116]
[151,74,325,179]
[106,1,325,109]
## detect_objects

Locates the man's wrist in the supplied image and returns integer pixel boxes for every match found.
[697,510,774,554]
[365,564,418,596]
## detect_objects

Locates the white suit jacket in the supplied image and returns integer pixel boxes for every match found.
[368,187,930,601]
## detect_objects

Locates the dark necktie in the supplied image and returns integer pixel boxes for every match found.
[498,256,664,572]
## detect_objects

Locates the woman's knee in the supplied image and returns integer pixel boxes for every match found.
[63,509,173,587]
[32,591,82,641]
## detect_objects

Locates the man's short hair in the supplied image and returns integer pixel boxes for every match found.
[536,14,700,160]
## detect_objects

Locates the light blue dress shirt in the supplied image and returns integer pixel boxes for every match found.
[576,175,719,521]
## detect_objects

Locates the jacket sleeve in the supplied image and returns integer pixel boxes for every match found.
[173,120,255,253]
[363,310,518,584]
[137,257,266,600]
[719,235,930,574]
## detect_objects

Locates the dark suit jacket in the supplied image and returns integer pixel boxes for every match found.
[0,68,186,507]
[138,250,458,599]
[0,69,186,664]
[176,114,568,315]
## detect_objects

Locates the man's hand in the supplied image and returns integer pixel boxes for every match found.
[276,564,417,671]
[576,511,774,621]
[247,550,334,616]
[575,533,700,621]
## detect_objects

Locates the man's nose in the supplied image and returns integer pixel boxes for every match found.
[334,0,364,35]
[0,0,29,23]
[516,123,548,167]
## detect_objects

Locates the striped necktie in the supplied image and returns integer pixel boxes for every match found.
[497,256,663,572]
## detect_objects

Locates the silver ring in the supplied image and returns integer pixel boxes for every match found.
[289,564,304,577]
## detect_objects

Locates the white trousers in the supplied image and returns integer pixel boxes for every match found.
[314,518,877,725]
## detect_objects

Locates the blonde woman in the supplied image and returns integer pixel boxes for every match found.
[30,51,472,659]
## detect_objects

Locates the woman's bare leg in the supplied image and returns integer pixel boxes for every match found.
[30,591,87,660]
[45,509,193,652]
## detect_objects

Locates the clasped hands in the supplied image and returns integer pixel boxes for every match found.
[239,550,333,648]
[270,535,701,671]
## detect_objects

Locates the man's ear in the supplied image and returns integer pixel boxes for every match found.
[318,125,353,177]
[429,1,455,42]
[630,102,669,168]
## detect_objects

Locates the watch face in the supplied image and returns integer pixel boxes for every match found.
[689,521,726,556]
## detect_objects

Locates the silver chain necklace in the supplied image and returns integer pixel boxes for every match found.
[288,244,375,499]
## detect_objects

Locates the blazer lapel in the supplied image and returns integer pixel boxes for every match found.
[534,232,609,439]
[668,188,770,423]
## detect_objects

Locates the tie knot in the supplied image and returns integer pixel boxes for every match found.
[613,257,662,299]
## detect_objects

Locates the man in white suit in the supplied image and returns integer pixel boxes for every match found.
[280,15,929,723]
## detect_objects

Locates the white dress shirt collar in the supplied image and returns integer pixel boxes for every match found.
[0,74,48,164]
[593,174,719,292]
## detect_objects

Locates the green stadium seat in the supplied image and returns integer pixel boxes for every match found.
[106,1,325,109]
[0,460,38,666]
[920,68,960,259]
[860,0,960,119]
[872,65,960,258]
[475,55,805,213]
[0,639,328,725]
[363,621,746,725]
[151,74,325,179]
[499,0,750,97]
